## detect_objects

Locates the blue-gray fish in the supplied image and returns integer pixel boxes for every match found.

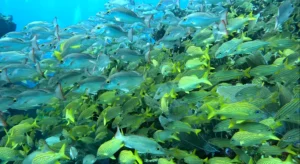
[0,51,28,67]
[71,76,107,95]
[179,11,227,29]
[0,38,33,52]
[275,0,294,29]
[54,35,97,60]
[59,53,97,70]
[215,38,243,59]
[104,71,144,92]
[92,24,128,38]
[11,85,64,110]
[103,7,150,27]
[115,127,165,155]
[112,48,144,63]
[1,64,43,83]
[160,26,188,41]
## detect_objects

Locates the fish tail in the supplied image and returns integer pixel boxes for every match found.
[55,83,65,100]
[247,12,257,21]
[220,10,228,25]
[0,113,7,127]
[115,126,124,140]
[134,150,143,164]
[32,119,40,128]
[171,134,180,141]
[199,71,212,86]
[207,104,216,120]
[243,67,251,78]
[54,51,63,61]
[59,144,71,160]
[1,68,11,83]
[194,129,201,135]
[219,20,228,36]
[274,16,279,30]
[284,154,293,163]
[269,134,280,140]
[144,15,153,28]
[128,28,133,42]
[284,145,296,155]
[228,120,236,129]
[35,62,45,78]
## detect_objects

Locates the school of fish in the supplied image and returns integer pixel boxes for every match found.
[0,0,299,163]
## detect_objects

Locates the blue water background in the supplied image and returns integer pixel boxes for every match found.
[0,0,188,31]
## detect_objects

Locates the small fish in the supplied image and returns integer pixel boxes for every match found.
[153,130,180,143]
[32,144,70,164]
[256,155,293,164]
[92,24,128,38]
[104,71,144,92]
[207,157,238,164]
[178,73,212,92]
[0,147,24,162]
[275,98,300,122]
[1,64,44,83]
[112,48,144,63]
[0,51,28,66]
[179,11,227,29]
[97,138,124,160]
[184,154,206,164]
[215,38,243,59]
[8,119,39,135]
[162,120,201,135]
[234,40,269,55]
[275,0,294,29]
[258,145,296,156]
[71,76,107,95]
[54,35,96,60]
[69,146,78,160]
[118,150,143,164]
[83,154,97,164]
[59,53,97,70]
[280,128,300,143]
[158,158,176,164]
[230,131,279,146]
[208,102,265,121]
[11,86,64,110]
[160,26,188,41]
[103,7,151,27]
[115,127,165,155]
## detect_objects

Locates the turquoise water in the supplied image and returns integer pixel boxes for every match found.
[0,0,186,30]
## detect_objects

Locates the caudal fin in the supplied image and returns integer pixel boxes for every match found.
[31,35,40,50]
[55,83,65,100]
[59,144,71,160]
[144,15,153,28]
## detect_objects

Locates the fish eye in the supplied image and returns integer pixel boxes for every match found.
[156,147,160,150]
[106,10,111,14]
[60,60,64,64]
[183,18,187,21]
[86,36,91,39]
[255,110,260,114]
[41,44,45,47]
[13,98,17,102]
[106,80,110,84]
[64,28,68,31]
[97,26,101,29]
